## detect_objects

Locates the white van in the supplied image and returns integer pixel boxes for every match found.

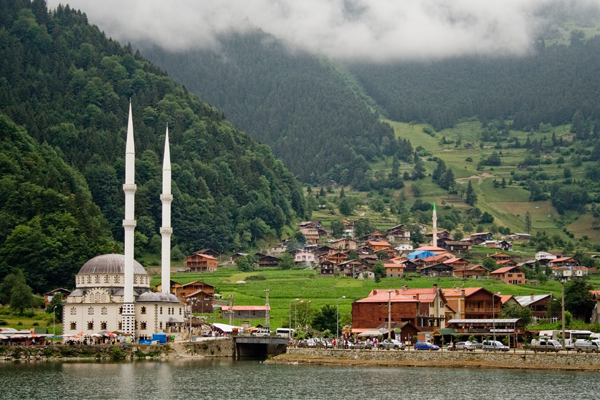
[276,328,295,338]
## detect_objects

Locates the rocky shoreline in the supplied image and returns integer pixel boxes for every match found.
[265,349,600,372]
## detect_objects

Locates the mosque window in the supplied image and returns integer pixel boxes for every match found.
[87,321,94,330]
[70,307,77,315]
[140,322,147,330]
[141,307,146,315]
[88,307,94,315]
[95,275,100,284]
[94,293,101,303]
[179,308,182,315]
[114,275,120,283]
[135,321,138,330]
[70,322,77,330]
[118,322,122,330]
[101,307,107,315]
[160,307,163,315]
[87,276,92,284]
[118,307,123,315]
[134,276,138,284]
[160,322,163,329]
[104,275,110,283]
[100,322,107,330]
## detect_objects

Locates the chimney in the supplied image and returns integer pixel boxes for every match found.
[531,294,534,300]
[461,289,465,297]
[416,293,420,300]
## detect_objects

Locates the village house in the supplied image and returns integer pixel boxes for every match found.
[442,241,472,254]
[548,257,579,268]
[366,240,392,253]
[489,252,512,262]
[184,290,214,313]
[499,295,519,307]
[552,266,588,278]
[413,245,447,255]
[351,286,448,333]
[384,262,405,277]
[419,263,454,277]
[443,257,469,269]
[256,253,281,267]
[423,253,454,267]
[507,233,532,241]
[330,238,357,251]
[294,251,315,265]
[442,287,502,320]
[495,259,518,268]
[195,248,219,258]
[326,251,348,264]
[359,232,387,242]
[156,280,215,303]
[186,252,218,273]
[386,224,411,244]
[221,305,270,320]
[446,318,526,337]
[471,232,493,241]
[535,251,559,264]
[496,240,513,251]
[453,265,491,279]
[43,288,71,308]
[491,266,525,284]
[514,294,554,321]
[300,227,320,244]
[156,279,183,294]
[395,244,414,251]
[337,259,364,278]
[320,260,336,276]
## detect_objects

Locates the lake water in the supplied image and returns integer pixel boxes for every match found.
[1,359,598,400]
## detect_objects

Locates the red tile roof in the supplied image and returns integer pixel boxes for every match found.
[415,246,446,252]
[491,266,519,274]
[367,240,391,247]
[221,306,270,311]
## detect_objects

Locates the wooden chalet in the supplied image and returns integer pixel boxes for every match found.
[547,257,579,268]
[184,290,214,313]
[43,288,71,308]
[496,240,513,251]
[300,227,320,244]
[359,232,387,242]
[471,232,493,241]
[495,259,518,268]
[320,260,336,276]
[326,251,348,264]
[452,265,490,279]
[423,253,454,267]
[489,252,512,262]
[386,224,411,244]
[256,254,281,267]
[384,262,405,277]
[442,287,502,319]
[186,252,218,272]
[338,259,364,278]
[419,263,454,277]
[330,238,357,251]
[491,266,525,284]
[443,241,472,254]
[443,257,469,269]
[514,294,553,319]
[425,230,452,240]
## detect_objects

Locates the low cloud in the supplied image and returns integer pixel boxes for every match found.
[48,0,600,61]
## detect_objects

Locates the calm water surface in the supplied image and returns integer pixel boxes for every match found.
[1,359,598,400]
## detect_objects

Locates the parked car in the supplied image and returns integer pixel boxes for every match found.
[414,341,440,351]
[530,339,562,352]
[482,340,509,351]
[574,339,599,353]
[469,340,483,349]
[379,339,406,350]
[354,341,373,350]
[452,341,476,351]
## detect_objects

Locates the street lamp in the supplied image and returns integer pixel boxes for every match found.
[53,306,57,341]
[305,300,311,328]
[337,296,346,345]
[560,275,568,348]
[296,300,303,329]
[289,298,299,339]
[187,298,198,340]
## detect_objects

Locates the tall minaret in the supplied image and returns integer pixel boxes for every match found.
[160,126,173,293]
[122,102,137,336]
[432,202,438,248]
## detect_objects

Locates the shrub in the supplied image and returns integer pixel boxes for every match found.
[110,346,126,361]
[246,275,267,281]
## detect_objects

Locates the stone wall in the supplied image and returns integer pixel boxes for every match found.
[286,348,600,367]
[0,339,235,362]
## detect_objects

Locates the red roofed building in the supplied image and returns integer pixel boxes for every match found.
[351,285,447,331]
[548,257,579,268]
[414,245,447,254]
[442,287,502,319]
[495,259,518,268]
[222,305,270,320]
[453,265,491,279]
[423,253,454,266]
[443,257,469,269]
[186,252,218,272]
[491,266,525,284]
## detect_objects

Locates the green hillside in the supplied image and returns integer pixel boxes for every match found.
[0,2,306,292]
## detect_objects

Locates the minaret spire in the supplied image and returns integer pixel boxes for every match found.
[432,202,437,248]
[122,101,137,336]
[160,125,173,293]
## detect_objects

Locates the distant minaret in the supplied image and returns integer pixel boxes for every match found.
[122,102,137,335]
[432,202,437,248]
[160,126,173,293]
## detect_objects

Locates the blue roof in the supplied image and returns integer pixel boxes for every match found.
[407,250,436,260]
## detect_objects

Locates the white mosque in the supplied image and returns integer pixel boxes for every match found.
[63,104,184,338]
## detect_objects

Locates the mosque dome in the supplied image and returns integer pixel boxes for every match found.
[77,254,147,275]
[137,292,180,303]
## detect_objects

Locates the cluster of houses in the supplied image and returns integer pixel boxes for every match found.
[350,285,556,343]
[180,222,588,286]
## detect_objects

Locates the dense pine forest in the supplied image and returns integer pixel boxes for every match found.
[140,30,396,184]
[0,1,306,292]
[347,35,600,132]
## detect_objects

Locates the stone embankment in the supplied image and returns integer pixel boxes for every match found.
[267,348,600,371]
[0,339,234,362]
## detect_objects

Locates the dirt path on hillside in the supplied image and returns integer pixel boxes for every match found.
[455,172,494,184]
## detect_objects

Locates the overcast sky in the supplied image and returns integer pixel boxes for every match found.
[48,0,600,61]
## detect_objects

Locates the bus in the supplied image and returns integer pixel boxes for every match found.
[276,328,295,338]
[564,330,593,348]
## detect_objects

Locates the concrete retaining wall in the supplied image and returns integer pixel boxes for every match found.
[286,348,600,367]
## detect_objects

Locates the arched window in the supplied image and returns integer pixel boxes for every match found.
[87,321,94,330]
[118,307,123,315]
[140,322,147,330]
[134,276,137,284]
[100,322,107,330]
[104,275,110,283]
[160,307,163,315]
[118,322,122,330]
[95,275,100,283]
[70,322,76,330]
[87,276,92,284]
[179,308,182,315]
[141,307,147,315]
[88,307,94,315]
[101,307,107,315]
[114,275,120,284]
[70,307,77,315]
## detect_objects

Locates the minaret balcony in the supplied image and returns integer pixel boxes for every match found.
[123,183,137,193]
[160,194,173,202]
[160,227,173,234]
[123,219,137,228]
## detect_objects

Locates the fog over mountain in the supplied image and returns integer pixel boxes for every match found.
[48,0,600,61]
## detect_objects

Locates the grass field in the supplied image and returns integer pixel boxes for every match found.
[147,267,600,330]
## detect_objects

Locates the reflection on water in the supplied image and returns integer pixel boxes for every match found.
[1,359,598,400]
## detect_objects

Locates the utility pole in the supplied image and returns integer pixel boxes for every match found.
[388,289,393,341]
[228,295,234,326]
[264,289,270,328]
[562,279,566,348]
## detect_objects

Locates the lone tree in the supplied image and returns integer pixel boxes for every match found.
[465,180,477,206]
[46,294,64,321]
[311,304,340,333]
[339,198,352,216]
[10,279,34,314]
[565,278,595,322]
[525,212,532,234]
[372,261,386,283]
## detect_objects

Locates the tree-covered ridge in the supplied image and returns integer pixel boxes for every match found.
[0,1,306,286]
[347,35,600,132]
[140,30,396,183]
[0,113,116,293]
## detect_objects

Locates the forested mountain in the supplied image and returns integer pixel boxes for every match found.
[347,35,600,131]
[139,31,396,183]
[0,1,306,292]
